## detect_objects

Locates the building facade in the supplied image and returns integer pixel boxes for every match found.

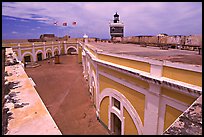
[4,37,202,135]
[78,38,202,135]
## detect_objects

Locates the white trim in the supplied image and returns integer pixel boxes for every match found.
[99,88,143,135]
[97,59,201,94]
[45,48,53,58]
[21,51,34,62]
[163,60,202,72]
[162,77,202,93]
[150,64,163,78]
[157,95,189,134]
[143,83,161,134]
[28,78,36,86]
[35,49,45,60]
[53,47,60,55]
[66,46,78,54]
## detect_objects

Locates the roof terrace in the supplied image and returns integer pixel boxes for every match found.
[88,42,202,65]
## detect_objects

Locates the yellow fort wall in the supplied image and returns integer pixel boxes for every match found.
[164,105,183,131]
[21,49,32,55]
[90,61,96,74]
[124,107,138,135]
[99,74,145,125]
[100,96,109,127]
[85,45,97,57]
[98,54,151,73]
[98,65,149,90]
[13,51,18,57]
[61,44,65,54]
[161,87,197,105]
[35,47,43,51]
[78,46,82,63]
[162,66,202,87]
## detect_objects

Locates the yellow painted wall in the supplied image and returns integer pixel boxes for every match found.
[13,51,18,57]
[99,74,145,125]
[78,46,82,63]
[100,96,109,126]
[162,66,202,87]
[124,107,138,135]
[164,105,183,131]
[161,87,196,105]
[35,47,43,51]
[20,44,32,47]
[90,61,96,74]
[98,65,149,89]
[21,49,32,55]
[85,46,97,57]
[22,52,34,62]
[45,47,52,52]
[61,44,65,54]
[98,54,150,73]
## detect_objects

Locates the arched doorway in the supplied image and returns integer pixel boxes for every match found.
[37,53,43,61]
[24,55,31,63]
[54,50,59,56]
[46,51,52,59]
[67,47,77,55]
[111,113,121,135]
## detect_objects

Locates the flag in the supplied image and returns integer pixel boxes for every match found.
[72,21,77,26]
[54,21,58,26]
[63,22,67,26]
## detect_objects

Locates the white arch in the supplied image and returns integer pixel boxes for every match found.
[45,48,53,57]
[35,49,45,60]
[89,69,98,109]
[99,88,144,135]
[66,46,78,54]
[21,51,34,62]
[53,47,60,55]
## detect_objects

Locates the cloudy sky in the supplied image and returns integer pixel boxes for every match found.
[2,2,202,39]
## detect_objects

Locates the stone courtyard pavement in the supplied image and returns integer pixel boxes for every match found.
[25,55,109,135]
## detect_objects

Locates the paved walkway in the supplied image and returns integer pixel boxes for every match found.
[25,55,109,135]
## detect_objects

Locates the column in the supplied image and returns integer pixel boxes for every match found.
[32,43,36,62]
[64,41,67,54]
[143,83,161,134]
[43,42,46,59]
[58,44,61,55]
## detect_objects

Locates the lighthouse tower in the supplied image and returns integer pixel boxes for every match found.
[109,12,124,39]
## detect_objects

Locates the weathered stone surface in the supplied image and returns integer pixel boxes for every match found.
[163,95,202,135]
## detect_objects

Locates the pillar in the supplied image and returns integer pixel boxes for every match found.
[143,83,161,134]
[43,42,46,59]
[32,43,36,62]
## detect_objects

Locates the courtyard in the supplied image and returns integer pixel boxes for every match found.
[25,54,109,135]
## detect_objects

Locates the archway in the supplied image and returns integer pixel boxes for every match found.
[22,52,34,63]
[54,50,59,56]
[35,50,44,61]
[24,55,31,63]
[37,53,43,61]
[99,88,143,135]
[67,47,77,55]
[46,51,52,59]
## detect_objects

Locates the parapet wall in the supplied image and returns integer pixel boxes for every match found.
[113,35,202,50]
[2,48,62,135]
